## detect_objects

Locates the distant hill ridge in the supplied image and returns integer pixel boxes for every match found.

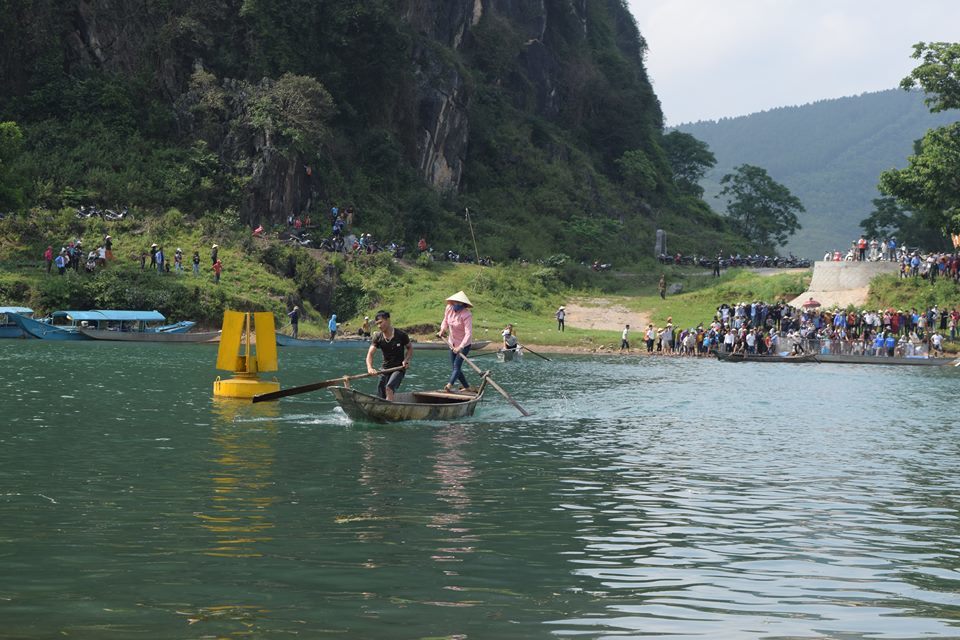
[677,89,959,258]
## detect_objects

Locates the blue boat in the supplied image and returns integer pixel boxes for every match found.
[9,310,194,341]
[0,307,34,338]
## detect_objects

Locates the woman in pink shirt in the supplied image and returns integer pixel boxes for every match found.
[437,290,474,392]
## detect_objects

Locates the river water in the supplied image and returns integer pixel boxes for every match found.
[1,340,959,638]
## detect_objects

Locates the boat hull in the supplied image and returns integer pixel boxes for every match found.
[716,351,818,363]
[329,384,485,423]
[9,314,86,340]
[79,328,221,343]
[276,334,371,348]
[815,354,955,366]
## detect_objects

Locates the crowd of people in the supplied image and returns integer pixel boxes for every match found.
[611,299,958,359]
[43,235,114,275]
[824,235,960,282]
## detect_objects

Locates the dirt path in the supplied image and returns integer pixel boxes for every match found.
[563,297,651,332]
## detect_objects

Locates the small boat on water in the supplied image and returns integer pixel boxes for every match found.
[497,347,522,362]
[79,327,220,343]
[0,307,33,338]
[276,334,371,348]
[815,353,957,366]
[10,310,195,341]
[329,379,487,423]
[716,351,818,363]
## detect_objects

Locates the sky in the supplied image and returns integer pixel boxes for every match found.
[627,0,960,125]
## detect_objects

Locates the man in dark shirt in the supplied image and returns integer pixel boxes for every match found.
[365,310,412,400]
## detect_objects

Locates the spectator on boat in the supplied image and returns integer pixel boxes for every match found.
[438,291,475,393]
[212,258,222,283]
[556,306,566,331]
[366,310,412,401]
[328,314,338,341]
[288,305,300,339]
[192,251,200,275]
[502,324,518,351]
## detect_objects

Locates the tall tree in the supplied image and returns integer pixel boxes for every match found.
[0,121,25,210]
[660,130,715,197]
[717,164,803,250]
[881,42,960,235]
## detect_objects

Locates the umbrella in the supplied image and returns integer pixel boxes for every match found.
[802,298,821,308]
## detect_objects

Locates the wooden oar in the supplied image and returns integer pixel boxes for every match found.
[458,352,531,417]
[517,343,551,362]
[252,366,405,403]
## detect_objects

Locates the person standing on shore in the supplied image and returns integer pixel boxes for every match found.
[438,291,474,393]
[328,314,338,341]
[212,258,222,283]
[555,306,566,331]
[645,324,656,353]
[43,245,53,273]
[658,275,667,299]
[366,310,412,401]
[620,324,630,353]
[288,305,300,339]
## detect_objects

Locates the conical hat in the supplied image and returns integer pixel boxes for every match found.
[446,290,473,307]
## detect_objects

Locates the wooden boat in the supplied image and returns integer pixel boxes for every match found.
[79,328,221,343]
[0,306,33,338]
[497,347,522,362]
[276,333,371,348]
[815,353,957,366]
[9,310,194,341]
[716,351,818,363]
[411,340,491,351]
[329,379,487,423]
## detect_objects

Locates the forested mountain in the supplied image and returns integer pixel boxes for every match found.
[678,89,959,258]
[0,0,740,263]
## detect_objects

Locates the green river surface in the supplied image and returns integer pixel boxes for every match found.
[2,339,960,639]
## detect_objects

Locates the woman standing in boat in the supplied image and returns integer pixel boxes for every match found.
[438,291,474,393]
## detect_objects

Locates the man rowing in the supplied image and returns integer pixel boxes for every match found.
[365,310,412,401]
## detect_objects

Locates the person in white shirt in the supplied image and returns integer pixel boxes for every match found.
[619,325,630,353]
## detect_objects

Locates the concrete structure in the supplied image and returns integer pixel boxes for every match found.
[789,260,900,309]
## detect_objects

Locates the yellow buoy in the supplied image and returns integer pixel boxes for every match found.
[213,311,281,399]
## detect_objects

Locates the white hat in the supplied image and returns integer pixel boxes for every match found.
[212,244,219,249]
[446,290,473,307]
[364,316,369,320]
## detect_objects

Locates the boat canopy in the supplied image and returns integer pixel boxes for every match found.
[0,306,33,315]
[53,310,167,322]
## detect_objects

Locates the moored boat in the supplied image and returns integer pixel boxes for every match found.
[815,353,956,366]
[329,379,487,423]
[79,328,221,343]
[276,334,371,348]
[10,310,193,340]
[716,351,818,363]
[0,307,33,338]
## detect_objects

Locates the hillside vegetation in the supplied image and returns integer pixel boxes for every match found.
[678,89,959,258]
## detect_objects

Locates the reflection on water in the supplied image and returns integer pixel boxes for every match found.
[4,343,960,637]
[200,399,280,558]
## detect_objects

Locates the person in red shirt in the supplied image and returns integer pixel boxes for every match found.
[43,245,53,273]
[213,258,223,284]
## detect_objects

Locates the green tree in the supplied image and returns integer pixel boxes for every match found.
[615,149,659,196]
[900,41,960,112]
[249,73,335,154]
[860,197,910,238]
[0,121,26,210]
[660,130,715,197]
[717,164,803,250]
[880,120,960,234]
